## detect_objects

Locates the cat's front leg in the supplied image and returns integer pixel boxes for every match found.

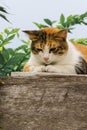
[46,65,60,73]
[46,65,59,73]
[29,65,46,72]
[46,65,75,74]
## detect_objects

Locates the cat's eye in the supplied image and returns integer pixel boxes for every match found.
[50,48,57,51]
[36,48,43,52]
[49,47,58,53]
[49,46,63,53]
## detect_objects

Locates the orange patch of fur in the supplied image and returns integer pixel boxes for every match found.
[73,43,87,60]
[35,43,44,49]
[23,64,30,72]
[41,27,60,34]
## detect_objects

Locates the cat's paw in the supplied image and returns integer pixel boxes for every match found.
[46,65,57,73]
[35,65,46,72]
[30,65,46,72]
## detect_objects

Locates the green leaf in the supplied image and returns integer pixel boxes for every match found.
[1,48,10,62]
[33,22,48,29]
[66,15,73,26]
[75,38,87,45]
[65,21,70,27]
[3,34,15,45]
[82,21,87,25]
[52,20,57,24]
[60,14,65,25]
[6,53,25,67]
[7,48,15,56]
[4,28,10,34]
[0,14,9,22]
[0,6,8,14]
[80,12,87,19]
[17,32,20,38]
[10,28,20,34]
[57,25,65,30]
[0,47,3,51]
[21,39,31,45]
[0,70,8,77]
[0,53,5,65]
[4,28,20,35]
[15,45,28,53]
[1,48,15,63]
[44,19,52,26]
[0,33,3,42]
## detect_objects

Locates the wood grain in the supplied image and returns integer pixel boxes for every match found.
[0,72,87,130]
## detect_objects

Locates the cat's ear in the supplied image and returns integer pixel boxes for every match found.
[23,30,41,41]
[58,30,67,39]
[53,30,67,40]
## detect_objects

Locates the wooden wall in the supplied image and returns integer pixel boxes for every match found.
[0,72,87,130]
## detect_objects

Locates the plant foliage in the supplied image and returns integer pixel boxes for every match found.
[34,12,87,33]
[0,6,9,22]
[0,28,31,77]
[70,38,87,46]
[33,19,56,29]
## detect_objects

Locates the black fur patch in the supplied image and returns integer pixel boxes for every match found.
[75,57,87,74]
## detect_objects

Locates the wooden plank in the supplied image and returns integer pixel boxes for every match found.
[0,72,87,130]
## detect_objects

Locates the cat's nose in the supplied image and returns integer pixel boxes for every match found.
[44,57,49,61]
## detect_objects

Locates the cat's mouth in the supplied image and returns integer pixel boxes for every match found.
[44,61,56,65]
[43,60,51,65]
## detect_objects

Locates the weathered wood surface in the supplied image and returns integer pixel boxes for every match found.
[0,72,87,130]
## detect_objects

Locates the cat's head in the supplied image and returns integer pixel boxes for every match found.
[23,28,68,65]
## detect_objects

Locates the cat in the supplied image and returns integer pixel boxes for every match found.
[23,27,87,74]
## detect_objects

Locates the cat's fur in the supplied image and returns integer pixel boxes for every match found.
[23,28,87,74]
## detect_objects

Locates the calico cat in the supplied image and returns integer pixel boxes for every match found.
[23,28,87,74]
